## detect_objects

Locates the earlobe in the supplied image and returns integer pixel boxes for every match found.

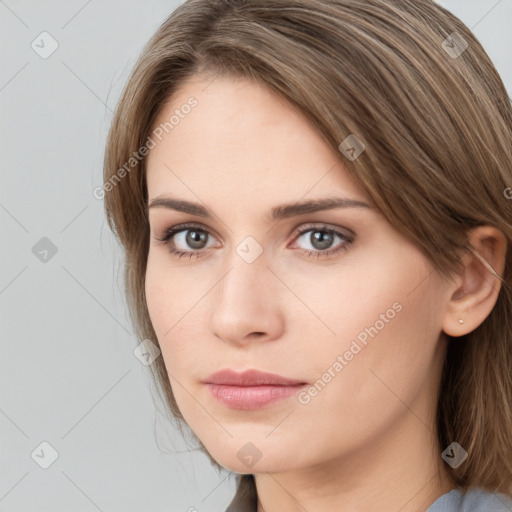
[442,226,507,338]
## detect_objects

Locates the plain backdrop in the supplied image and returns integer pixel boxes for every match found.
[1,1,511,511]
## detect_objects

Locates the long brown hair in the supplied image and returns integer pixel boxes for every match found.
[102,0,512,500]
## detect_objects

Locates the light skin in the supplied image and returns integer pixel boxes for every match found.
[144,73,507,512]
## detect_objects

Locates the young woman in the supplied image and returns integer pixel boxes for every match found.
[102,1,512,510]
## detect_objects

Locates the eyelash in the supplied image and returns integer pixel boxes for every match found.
[154,222,353,260]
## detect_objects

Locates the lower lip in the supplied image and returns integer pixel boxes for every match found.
[206,383,307,409]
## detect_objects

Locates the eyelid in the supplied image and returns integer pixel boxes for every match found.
[154,222,221,244]
[289,221,355,242]
[155,221,353,245]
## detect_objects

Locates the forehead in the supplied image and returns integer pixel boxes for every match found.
[146,74,369,208]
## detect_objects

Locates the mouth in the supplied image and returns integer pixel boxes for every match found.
[203,369,308,410]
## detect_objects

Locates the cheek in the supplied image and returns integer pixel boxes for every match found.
[145,251,196,333]
[145,256,170,336]
[276,291,441,471]
[294,259,443,427]
[145,256,209,378]
[145,258,183,355]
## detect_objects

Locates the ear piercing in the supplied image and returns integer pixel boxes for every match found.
[458,319,464,324]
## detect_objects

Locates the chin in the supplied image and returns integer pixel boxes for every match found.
[208,445,298,475]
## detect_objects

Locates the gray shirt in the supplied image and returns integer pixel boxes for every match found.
[225,478,512,512]
[426,487,512,511]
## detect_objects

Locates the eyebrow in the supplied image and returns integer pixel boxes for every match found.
[147,195,373,221]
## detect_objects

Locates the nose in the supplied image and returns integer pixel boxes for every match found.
[208,248,285,346]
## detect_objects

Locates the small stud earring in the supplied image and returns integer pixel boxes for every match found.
[458,319,464,324]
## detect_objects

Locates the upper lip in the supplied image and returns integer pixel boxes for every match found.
[204,369,306,386]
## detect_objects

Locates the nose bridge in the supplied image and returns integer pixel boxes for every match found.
[218,240,270,311]
[209,238,284,342]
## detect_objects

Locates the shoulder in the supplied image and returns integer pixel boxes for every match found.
[427,487,512,512]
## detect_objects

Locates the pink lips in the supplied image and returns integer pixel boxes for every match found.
[203,369,307,410]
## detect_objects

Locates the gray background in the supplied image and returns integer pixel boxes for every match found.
[1,1,510,511]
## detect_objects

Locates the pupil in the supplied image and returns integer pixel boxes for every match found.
[312,231,332,250]
[187,230,207,249]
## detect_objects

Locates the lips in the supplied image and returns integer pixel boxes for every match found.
[203,369,306,386]
[203,369,308,410]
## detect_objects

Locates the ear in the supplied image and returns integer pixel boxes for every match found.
[442,226,507,337]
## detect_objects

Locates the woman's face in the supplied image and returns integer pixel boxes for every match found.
[145,73,453,474]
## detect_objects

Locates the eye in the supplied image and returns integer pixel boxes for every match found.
[154,222,354,260]
[154,223,218,259]
[291,224,353,259]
